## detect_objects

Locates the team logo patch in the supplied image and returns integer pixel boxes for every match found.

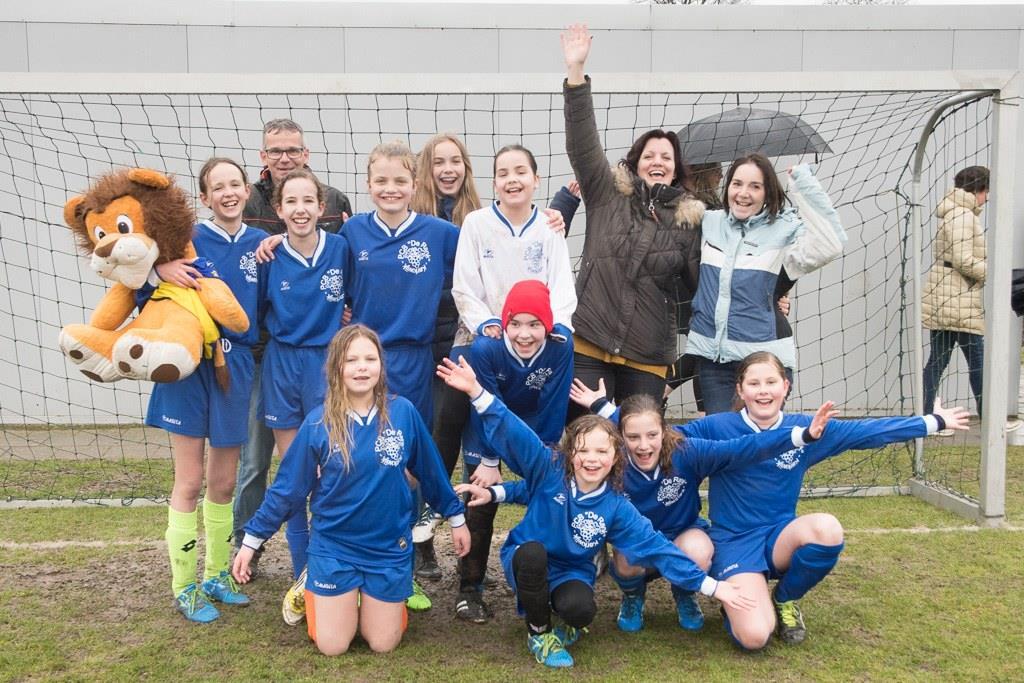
[358,249,369,262]
[775,447,803,471]
[482,248,494,259]
[280,280,290,292]
[570,511,607,549]
[523,241,544,274]
[553,493,567,506]
[525,367,553,391]
[320,268,344,302]
[657,476,687,506]
[375,428,405,466]
[397,240,431,274]
[240,251,258,283]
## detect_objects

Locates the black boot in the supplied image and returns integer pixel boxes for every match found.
[414,538,442,581]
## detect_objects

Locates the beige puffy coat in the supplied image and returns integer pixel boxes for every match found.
[922,188,986,335]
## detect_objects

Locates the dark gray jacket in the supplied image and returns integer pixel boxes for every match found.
[565,78,704,366]
[244,168,352,236]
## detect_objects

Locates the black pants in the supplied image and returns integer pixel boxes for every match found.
[432,375,469,478]
[566,352,667,424]
[458,461,498,591]
[512,542,596,633]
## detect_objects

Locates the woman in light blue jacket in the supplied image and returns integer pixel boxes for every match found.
[685,154,845,413]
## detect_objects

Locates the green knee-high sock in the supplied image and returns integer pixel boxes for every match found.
[202,498,234,580]
[166,506,198,596]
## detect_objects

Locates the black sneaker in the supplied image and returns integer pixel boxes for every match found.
[455,589,491,624]
[414,540,442,581]
[772,587,807,644]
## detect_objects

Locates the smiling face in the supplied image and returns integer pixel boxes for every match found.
[620,411,663,473]
[368,156,416,220]
[493,149,539,211]
[727,162,767,221]
[200,162,250,228]
[637,137,676,187]
[342,335,382,401]
[260,128,309,186]
[275,176,324,241]
[431,139,467,198]
[505,312,546,359]
[736,361,790,427]
[571,427,617,493]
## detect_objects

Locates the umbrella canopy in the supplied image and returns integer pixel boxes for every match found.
[677,107,832,164]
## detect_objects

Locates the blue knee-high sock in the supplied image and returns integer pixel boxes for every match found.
[284,509,309,579]
[608,562,646,598]
[774,542,844,603]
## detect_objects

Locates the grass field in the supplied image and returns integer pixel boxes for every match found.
[2,446,1022,681]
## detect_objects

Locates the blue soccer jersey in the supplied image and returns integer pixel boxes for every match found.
[681,409,935,534]
[243,395,466,569]
[344,211,459,347]
[262,229,348,348]
[470,390,722,597]
[191,220,267,347]
[462,328,574,466]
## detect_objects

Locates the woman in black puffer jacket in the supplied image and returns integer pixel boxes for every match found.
[562,24,704,422]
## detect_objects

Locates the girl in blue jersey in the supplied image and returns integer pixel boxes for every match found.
[681,351,969,650]
[233,325,470,656]
[146,157,261,623]
[439,357,833,669]
[685,155,847,413]
[259,168,350,586]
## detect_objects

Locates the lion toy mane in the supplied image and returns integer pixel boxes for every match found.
[58,167,249,386]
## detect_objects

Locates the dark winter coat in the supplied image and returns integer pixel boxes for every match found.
[564,78,704,366]
[243,168,352,236]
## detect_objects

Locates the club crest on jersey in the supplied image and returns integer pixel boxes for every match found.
[775,447,803,471]
[397,240,431,274]
[523,241,544,274]
[657,476,687,506]
[240,251,258,283]
[525,367,553,391]
[320,268,344,302]
[375,428,405,466]
[571,511,607,549]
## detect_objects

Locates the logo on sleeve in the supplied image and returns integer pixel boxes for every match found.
[525,367,553,391]
[374,428,405,466]
[320,268,344,302]
[397,240,431,274]
[570,511,607,549]
[523,241,544,274]
[657,476,687,506]
[774,447,803,471]
[240,251,258,283]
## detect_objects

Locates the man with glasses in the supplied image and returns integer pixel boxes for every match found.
[234,119,352,579]
[244,118,352,234]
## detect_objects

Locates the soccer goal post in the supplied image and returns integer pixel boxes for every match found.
[0,70,1016,522]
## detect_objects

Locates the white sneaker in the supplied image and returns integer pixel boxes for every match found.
[412,506,443,543]
[281,568,307,626]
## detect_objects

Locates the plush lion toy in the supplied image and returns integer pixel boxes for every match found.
[59,167,249,386]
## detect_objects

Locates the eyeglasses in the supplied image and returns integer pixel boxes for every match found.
[263,147,306,160]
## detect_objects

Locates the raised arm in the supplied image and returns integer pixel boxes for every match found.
[782,165,847,278]
[561,24,617,213]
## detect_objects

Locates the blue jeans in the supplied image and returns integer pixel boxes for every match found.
[923,330,983,415]
[233,365,276,545]
[697,357,793,415]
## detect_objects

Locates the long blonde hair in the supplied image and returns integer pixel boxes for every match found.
[321,325,391,471]
[412,133,481,226]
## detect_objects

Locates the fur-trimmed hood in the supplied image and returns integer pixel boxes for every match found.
[612,165,705,228]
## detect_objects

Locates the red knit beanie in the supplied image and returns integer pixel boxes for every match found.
[502,280,553,334]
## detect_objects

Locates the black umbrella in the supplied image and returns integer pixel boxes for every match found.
[677,107,832,164]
